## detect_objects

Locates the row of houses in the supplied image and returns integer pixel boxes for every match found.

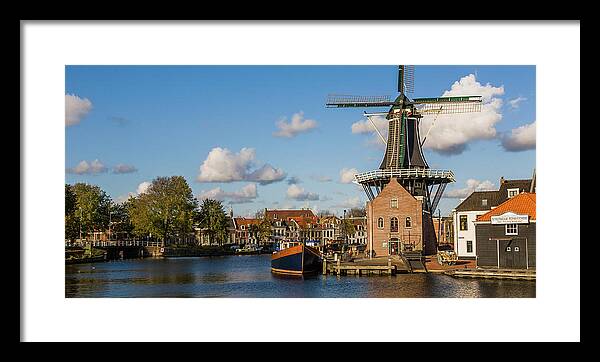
[196,208,367,247]
[452,173,536,269]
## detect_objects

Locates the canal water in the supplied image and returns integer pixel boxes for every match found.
[65,254,536,298]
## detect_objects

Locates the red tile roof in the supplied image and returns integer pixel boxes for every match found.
[234,218,261,226]
[266,209,316,221]
[477,193,536,222]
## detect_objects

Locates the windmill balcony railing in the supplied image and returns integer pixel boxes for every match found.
[354,168,455,183]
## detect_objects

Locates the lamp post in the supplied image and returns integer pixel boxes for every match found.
[343,209,347,253]
[108,203,112,242]
[79,207,82,245]
[437,209,442,249]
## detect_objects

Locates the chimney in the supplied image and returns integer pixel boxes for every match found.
[530,168,536,193]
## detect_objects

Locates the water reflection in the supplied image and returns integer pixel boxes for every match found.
[65,255,536,298]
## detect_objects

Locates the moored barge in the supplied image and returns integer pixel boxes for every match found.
[271,242,322,276]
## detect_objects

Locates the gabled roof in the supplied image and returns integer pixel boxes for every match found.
[455,191,502,212]
[499,179,532,198]
[477,193,536,222]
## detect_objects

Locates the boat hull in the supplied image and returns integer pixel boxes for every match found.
[271,244,322,275]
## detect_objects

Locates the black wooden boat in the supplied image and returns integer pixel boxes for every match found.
[271,242,322,276]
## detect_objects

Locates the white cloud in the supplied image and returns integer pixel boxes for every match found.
[445,179,496,199]
[333,196,364,209]
[247,164,287,184]
[198,183,258,204]
[508,96,527,109]
[339,168,358,184]
[420,74,505,155]
[196,147,286,185]
[351,115,388,149]
[273,112,317,138]
[66,159,107,175]
[286,184,319,201]
[136,181,151,195]
[65,94,93,126]
[501,121,536,152]
[113,164,138,174]
[115,181,151,204]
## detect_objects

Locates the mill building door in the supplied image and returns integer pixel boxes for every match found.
[498,238,526,269]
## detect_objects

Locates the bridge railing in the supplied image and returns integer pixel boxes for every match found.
[88,240,163,247]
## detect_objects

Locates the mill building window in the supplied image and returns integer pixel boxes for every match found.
[391,199,398,208]
[405,217,412,228]
[506,224,518,235]
[377,218,384,229]
[459,215,468,231]
[390,217,399,232]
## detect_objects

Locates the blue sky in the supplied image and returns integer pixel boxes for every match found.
[65,65,536,217]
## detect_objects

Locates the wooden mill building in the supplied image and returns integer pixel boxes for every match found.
[474,192,536,269]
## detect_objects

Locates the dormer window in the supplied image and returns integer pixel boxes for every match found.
[508,188,519,198]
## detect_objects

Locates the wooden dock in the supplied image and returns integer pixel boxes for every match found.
[444,268,536,280]
[322,256,410,276]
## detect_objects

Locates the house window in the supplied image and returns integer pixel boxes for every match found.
[506,224,518,235]
[466,240,473,253]
[391,199,398,208]
[405,217,412,228]
[241,225,245,230]
[377,217,384,229]
[390,217,399,232]
[459,215,468,231]
[482,199,488,207]
[508,188,519,198]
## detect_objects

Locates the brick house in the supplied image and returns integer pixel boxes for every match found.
[319,215,341,245]
[233,217,262,245]
[366,178,435,257]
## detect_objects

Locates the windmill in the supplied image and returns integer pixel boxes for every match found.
[326,65,482,214]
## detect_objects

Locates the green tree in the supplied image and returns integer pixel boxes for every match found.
[340,219,356,243]
[71,183,112,239]
[348,207,366,217]
[65,184,79,242]
[257,217,273,245]
[128,176,198,246]
[110,200,134,240]
[197,198,228,246]
[65,184,77,216]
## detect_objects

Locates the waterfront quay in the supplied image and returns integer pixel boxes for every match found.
[321,252,534,280]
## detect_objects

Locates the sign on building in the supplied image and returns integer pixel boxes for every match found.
[490,212,529,225]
